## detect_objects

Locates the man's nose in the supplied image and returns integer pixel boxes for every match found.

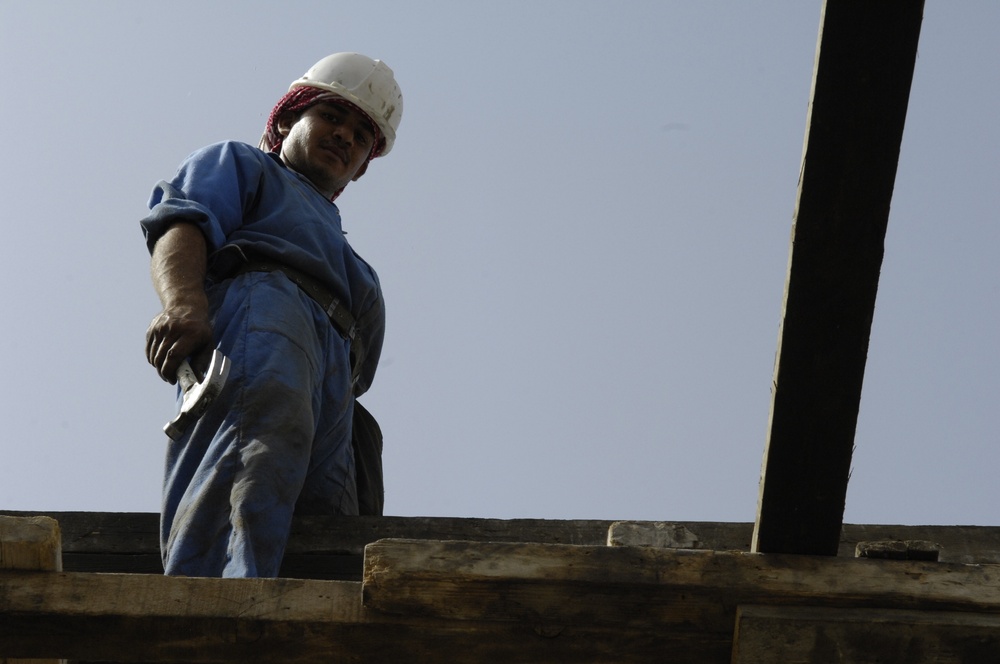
[331,122,353,146]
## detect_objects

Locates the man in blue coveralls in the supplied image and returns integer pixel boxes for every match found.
[141,53,403,577]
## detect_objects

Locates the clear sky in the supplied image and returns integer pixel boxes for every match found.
[1,1,997,527]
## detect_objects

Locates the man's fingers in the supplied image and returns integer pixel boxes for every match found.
[145,317,164,367]
[190,346,215,382]
[161,348,181,384]
[145,312,214,384]
[147,325,178,383]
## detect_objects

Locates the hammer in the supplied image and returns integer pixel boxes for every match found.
[163,349,231,440]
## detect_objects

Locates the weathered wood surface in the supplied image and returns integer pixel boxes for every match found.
[363,540,1000,624]
[5,512,1000,580]
[733,605,1000,664]
[362,539,1000,661]
[0,516,61,573]
[7,540,1000,662]
[0,512,616,554]
[608,521,1000,563]
[0,568,701,662]
[0,511,618,578]
[856,539,940,561]
[755,0,926,556]
[1,516,63,664]
[1,571,371,662]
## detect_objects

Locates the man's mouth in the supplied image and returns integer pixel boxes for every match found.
[321,143,349,165]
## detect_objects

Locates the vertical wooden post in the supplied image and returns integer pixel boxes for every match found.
[1,515,64,664]
[752,0,924,555]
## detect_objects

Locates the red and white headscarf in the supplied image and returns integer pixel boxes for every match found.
[258,87,383,199]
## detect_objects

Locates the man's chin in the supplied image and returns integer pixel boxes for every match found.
[296,167,348,198]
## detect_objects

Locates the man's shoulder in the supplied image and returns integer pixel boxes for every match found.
[180,141,288,181]
[192,140,271,162]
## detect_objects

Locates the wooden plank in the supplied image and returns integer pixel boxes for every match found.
[733,605,1000,663]
[5,541,1000,662]
[0,511,618,579]
[1,572,363,662]
[0,512,613,554]
[856,539,940,561]
[363,539,1000,629]
[1,516,63,664]
[0,515,61,572]
[607,521,743,550]
[8,513,1000,576]
[754,0,925,555]
[842,524,1000,564]
[0,570,716,662]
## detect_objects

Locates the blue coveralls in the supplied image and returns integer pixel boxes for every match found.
[141,141,385,577]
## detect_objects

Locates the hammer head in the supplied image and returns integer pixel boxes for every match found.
[163,350,231,440]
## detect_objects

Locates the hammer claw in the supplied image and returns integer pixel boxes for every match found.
[163,349,231,440]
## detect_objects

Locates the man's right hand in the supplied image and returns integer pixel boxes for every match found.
[146,309,214,384]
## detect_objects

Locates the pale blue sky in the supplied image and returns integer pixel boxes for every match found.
[1,1,997,526]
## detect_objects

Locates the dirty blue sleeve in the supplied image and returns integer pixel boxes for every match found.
[141,142,267,254]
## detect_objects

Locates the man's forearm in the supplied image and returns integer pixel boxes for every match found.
[151,222,209,315]
[146,223,214,382]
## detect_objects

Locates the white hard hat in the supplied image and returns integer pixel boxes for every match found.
[291,53,403,156]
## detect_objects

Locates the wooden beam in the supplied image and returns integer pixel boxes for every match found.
[0,516,61,573]
[362,539,1000,661]
[733,605,1000,663]
[0,511,619,578]
[1,516,63,664]
[6,541,1000,663]
[0,572,375,662]
[8,513,1000,577]
[364,540,1000,661]
[754,0,925,555]
[363,540,1000,623]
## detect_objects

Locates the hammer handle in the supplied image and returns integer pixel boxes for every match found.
[176,360,198,393]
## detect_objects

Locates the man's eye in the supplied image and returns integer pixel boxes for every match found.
[323,113,340,123]
[356,132,371,146]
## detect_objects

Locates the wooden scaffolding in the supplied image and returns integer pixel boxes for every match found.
[8,1,996,661]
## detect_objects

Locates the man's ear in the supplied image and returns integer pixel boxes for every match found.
[352,160,369,182]
[276,112,298,137]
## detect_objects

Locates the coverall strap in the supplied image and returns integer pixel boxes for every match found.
[230,259,365,382]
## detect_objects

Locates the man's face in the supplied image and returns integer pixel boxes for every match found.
[278,101,375,198]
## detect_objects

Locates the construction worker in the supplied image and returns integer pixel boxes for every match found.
[140,53,403,577]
